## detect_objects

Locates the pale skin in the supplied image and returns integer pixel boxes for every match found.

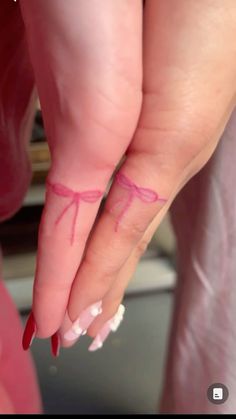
[20,0,236,347]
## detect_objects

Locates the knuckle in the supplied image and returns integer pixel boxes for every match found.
[84,246,119,278]
[118,219,147,242]
[104,205,147,241]
[134,120,215,177]
[136,90,218,168]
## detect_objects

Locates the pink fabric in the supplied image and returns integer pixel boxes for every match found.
[160,109,236,413]
[0,383,14,414]
[0,254,41,414]
[0,1,41,413]
[0,0,35,222]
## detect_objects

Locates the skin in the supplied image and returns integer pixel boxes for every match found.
[19,0,236,343]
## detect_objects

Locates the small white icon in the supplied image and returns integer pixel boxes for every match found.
[213,388,223,400]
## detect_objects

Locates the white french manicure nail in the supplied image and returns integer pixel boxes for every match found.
[88,304,125,351]
[64,301,102,341]
[90,305,102,317]
[88,335,103,352]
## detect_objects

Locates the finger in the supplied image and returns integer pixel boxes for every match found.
[65,0,236,340]
[87,203,167,338]
[20,0,142,338]
[60,204,164,348]
[59,197,166,349]
[64,165,171,344]
[88,304,125,352]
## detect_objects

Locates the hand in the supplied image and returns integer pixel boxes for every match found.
[20,0,142,348]
[21,0,236,353]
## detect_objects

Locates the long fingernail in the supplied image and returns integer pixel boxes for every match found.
[64,301,102,341]
[51,332,61,357]
[22,312,37,350]
[89,304,125,352]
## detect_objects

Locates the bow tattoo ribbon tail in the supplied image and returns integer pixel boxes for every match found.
[47,181,103,245]
[113,173,167,231]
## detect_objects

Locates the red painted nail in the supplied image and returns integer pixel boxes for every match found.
[22,312,37,350]
[51,332,61,357]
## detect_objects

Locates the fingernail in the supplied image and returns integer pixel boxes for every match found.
[89,304,125,352]
[22,312,37,350]
[64,301,102,341]
[51,332,61,357]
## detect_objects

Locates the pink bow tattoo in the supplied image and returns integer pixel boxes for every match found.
[47,181,103,245]
[112,173,167,231]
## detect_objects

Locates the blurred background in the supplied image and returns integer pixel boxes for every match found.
[0,103,177,414]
